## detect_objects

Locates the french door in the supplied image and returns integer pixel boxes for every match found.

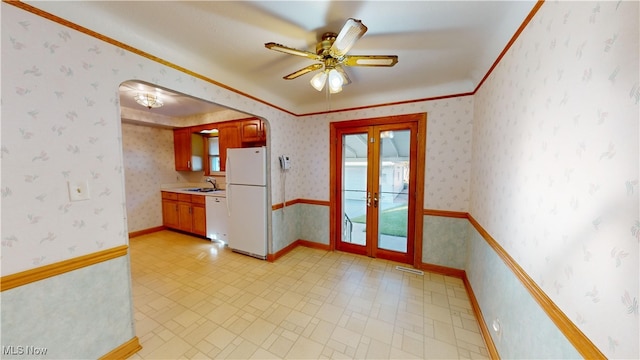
[331,115,423,265]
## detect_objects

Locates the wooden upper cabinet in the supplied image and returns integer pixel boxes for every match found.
[218,122,241,171]
[174,119,264,174]
[173,128,192,171]
[240,119,266,144]
[174,129,204,171]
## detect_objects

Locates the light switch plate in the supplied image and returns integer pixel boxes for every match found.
[68,180,90,201]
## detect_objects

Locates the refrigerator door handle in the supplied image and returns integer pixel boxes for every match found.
[225,153,230,183]
[226,185,231,217]
[225,153,231,217]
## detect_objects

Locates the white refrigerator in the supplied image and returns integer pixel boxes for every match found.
[225,147,267,259]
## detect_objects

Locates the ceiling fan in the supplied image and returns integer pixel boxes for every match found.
[265,18,398,94]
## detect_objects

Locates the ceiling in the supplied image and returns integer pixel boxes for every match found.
[119,80,228,118]
[23,1,537,116]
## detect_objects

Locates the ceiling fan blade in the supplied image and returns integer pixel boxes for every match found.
[329,18,367,59]
[265,42,322,61]
[343,55,398,67]
[283,63,323,80]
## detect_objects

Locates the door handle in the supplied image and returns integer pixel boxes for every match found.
[226,186,231,217]
[373,192,378,208]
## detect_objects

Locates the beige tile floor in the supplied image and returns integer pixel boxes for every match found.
[128,231,489,359]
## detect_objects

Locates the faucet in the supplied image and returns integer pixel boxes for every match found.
[206,177,218,191]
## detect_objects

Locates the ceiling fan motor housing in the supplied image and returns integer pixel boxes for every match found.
[316,32,337,57]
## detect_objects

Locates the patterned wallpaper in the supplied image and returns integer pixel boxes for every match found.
[2,256,136,359]
[298,96,474,212]
[4,1,637,357]
[0,3,291,275]
[2,9,127,274]
[121,122,201,232]
[471,1,638,357]
[466,227,581,358]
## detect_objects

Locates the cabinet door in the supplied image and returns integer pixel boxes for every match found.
[240,119,266,144]
[173,128,192,171]
[190,133,204,171]
[241,119,262,142]
[259,120,266,141]
[192,204,207,236]
[177,202,193,232]
[218,123,241,171]
[162,200,179,229]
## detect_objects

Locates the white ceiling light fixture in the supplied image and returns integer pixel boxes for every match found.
[310,71,328,91]
[327,68,344,93]
[199,129,219,135]
[134,93,163,109]
[310,67,347,94]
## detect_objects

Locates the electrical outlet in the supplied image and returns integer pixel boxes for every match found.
[68,180,90,201]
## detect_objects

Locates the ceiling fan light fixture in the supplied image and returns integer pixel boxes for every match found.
[328,68,344,93]
[266,18,396,95]
[310,71,328,91]
[134,93,163,109]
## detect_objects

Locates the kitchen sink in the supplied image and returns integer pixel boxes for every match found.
[184,188,219,193]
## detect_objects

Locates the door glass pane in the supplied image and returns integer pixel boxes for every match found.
[341,133,368,246]
[377,130,409,253]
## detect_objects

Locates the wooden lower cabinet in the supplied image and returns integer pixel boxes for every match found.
[162,193,180,229]
[162,192,206,237]
[191,196,206,236]
[177,201,193,233]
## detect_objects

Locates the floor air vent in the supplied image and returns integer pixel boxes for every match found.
[395,266,424,275]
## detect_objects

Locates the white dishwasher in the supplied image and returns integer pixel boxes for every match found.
[205,196,228,242]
